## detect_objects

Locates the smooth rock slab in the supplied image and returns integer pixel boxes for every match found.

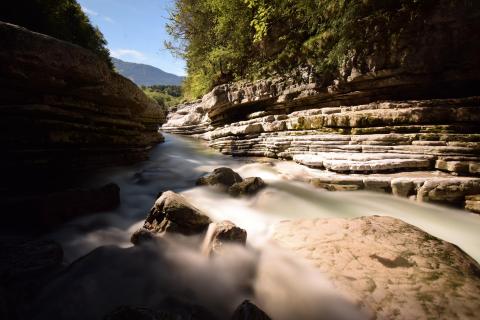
[271,216,480,319]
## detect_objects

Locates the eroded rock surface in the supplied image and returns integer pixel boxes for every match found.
[271,216,480,319]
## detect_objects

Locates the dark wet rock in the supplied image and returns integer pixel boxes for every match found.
[104,306,158,320]
[3,183,120,228]
[0,238,64,320]
[0,238,63,281]
[130,228,158,246]
[104,297,218,320]
[230,300,271,320]
[228,177,266,197]
[196,167,243,189]
[202,221,247,256]
[144,191,211,236]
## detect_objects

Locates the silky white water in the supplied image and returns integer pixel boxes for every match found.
[51,133,480,262]
[37,133,480,319]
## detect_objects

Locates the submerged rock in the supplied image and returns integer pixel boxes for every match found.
[202,221,247,256]
[196,167,243,189]
[271,216,480,319]
[230,300,271,320]
[143,191,211,236]
[228,177,266,197]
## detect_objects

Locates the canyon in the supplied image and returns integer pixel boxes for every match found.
[163,0,480,213]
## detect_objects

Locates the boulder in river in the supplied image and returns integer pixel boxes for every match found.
[271,215,480,319]
[104,296,218,320]
[144,191,212,236]
[196,167,243,189]
[202,221,247,256]
[228,177,266,197]
[230,300,271,320]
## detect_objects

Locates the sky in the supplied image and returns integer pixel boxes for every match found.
[78,0,186,76]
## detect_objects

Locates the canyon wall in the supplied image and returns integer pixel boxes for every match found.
[0,22,166,185]
[0,22,166,226]
[162,3,480,212]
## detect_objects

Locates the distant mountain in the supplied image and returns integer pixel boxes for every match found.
[112,57,184,86]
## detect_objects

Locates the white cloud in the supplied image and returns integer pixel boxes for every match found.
[81,6,98,16]
[110,49,146,61]
[104,16,115,24]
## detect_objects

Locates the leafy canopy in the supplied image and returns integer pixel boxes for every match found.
[0,0,112,68]
[166,0,446,99]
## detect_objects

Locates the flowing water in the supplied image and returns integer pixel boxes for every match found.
[38,133,480,319]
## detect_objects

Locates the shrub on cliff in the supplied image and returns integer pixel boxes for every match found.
[142,86,183,109]
[167,0,480,99]
[0,0,112,68]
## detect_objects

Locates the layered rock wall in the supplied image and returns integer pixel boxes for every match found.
[162,3,480,210]
[0,22,166,183]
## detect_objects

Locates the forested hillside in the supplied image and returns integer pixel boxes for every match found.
[167,0,480,99]
[112,58,184,86]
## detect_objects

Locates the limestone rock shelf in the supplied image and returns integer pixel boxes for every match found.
[162,2,480,212]
[163,95,480,212]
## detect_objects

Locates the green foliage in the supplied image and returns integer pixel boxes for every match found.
[142,86,183,108]
[0,0,112,68]
[167,0,471,98]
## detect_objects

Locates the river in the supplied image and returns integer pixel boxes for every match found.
[34,133,480,319]
[49,133,480,262]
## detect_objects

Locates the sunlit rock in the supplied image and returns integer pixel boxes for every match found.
[271,216,480,319]
[465,195,480,214]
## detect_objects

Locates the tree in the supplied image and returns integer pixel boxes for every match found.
[0,0,112,68]
[167,0,479,99]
